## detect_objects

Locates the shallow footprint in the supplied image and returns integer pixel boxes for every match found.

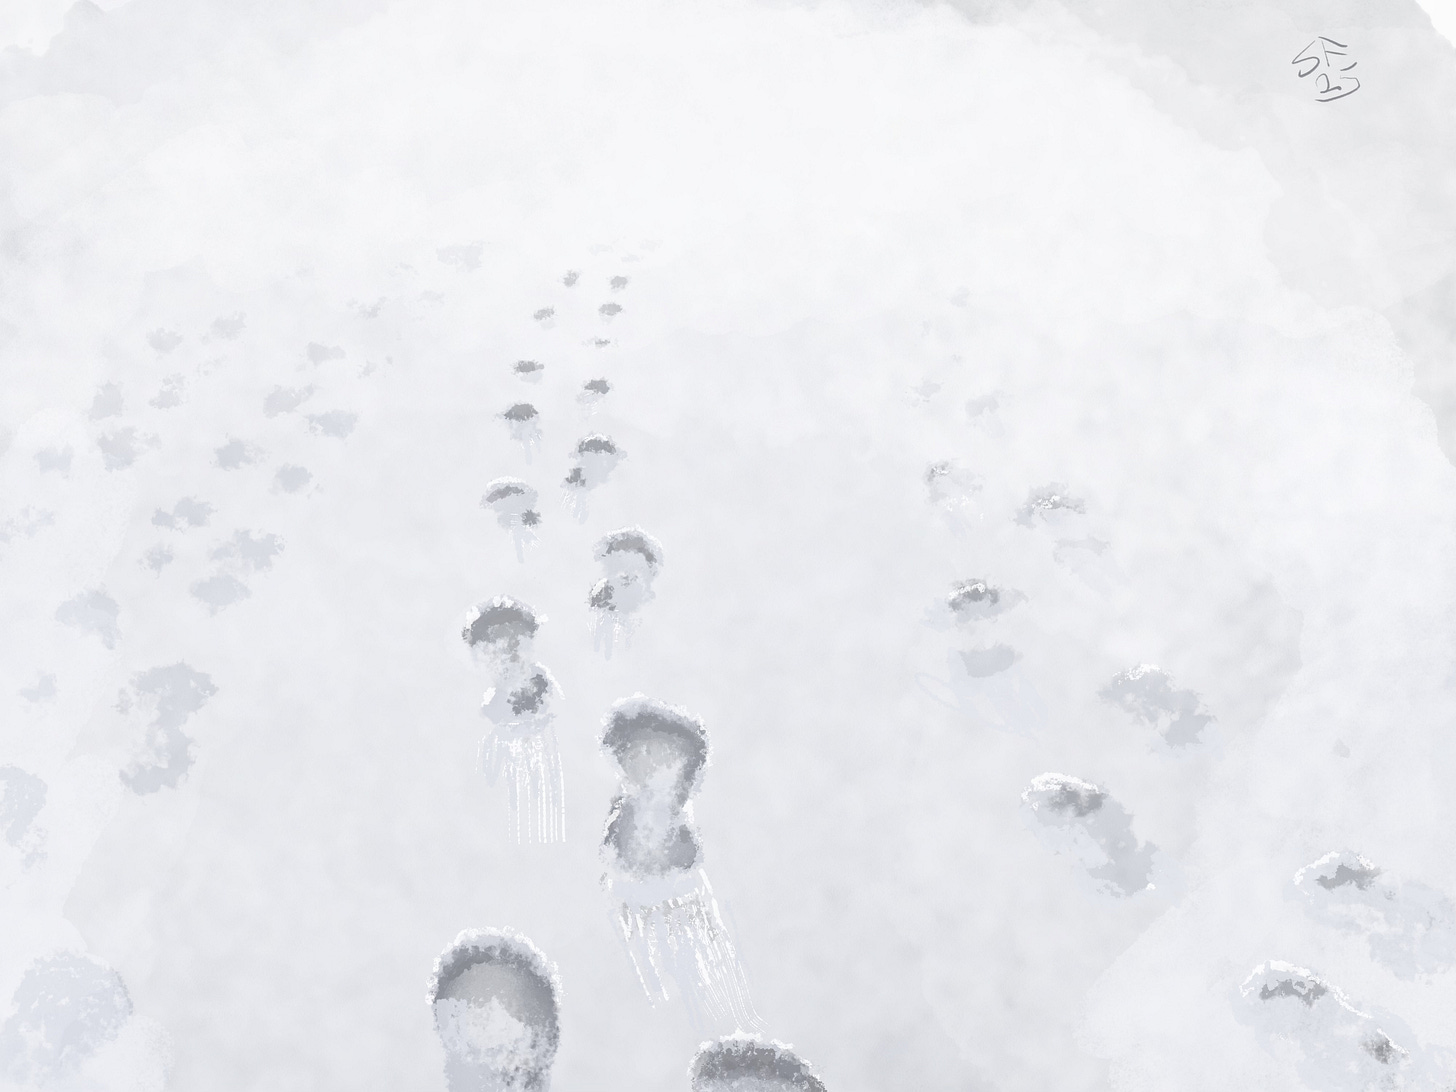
[429,928,561,1092]
[924,460,982,533]
[512,360,544,384]
[1015,482,1087,534]
[0,952,132,1085]
[1293,850,1456,978]
[578,378,611,415]
[481,478,541,561]
[501,404,542,460]
[1100,665,1215,749]
[119,663,218,794]
[689,1034,828,1091]
[0,766,47,864]
[1020,773,1159,897]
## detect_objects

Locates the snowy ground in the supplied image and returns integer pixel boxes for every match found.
[2,1,1456,1090]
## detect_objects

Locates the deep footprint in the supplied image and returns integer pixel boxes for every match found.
[600,695,758,1030]
[463,598,564,843]
[430,928,561,1092]
[689,1035,829,1091]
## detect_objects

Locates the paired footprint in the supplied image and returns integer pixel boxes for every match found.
[427,929,817,1091]
[454,268,776,1086]
[463,597,566,844]
[1292,850,1456,978]
[589,528,663,656]
[1236,961,1429,1091]
[1224,853,1456,1087]
[599,695,758,1031]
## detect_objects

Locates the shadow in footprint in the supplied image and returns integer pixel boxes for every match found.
[118,664,217,794]
[0,766,47,864]
[1100,665,1214,749]
[1236,961,1431,1090]
[502,404,542,461]
[561,435,623,520]
[0,953,132,1085]
[690,1035,828,1091]
[588,528,662,657]
[430,929,560,1092]
[600,695,759,1031]
[463,598,565,843]
[55,589,120,649]
[481,478,541,562]
[1293,851,1456,977]
[1020,773,1160,897]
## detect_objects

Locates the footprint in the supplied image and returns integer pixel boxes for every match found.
[149,374,185,409]
[1020,773,1159,897]
[210,313,246,339]
[609,276,629,291]
[578,378,611,414]
[924,460,982,532]
[502,404,542,460]
[190,574,250,613]
[481,478,541,561]
[562,270,580,287]
[1015,483,1086,533]
[959,644,1020,677]
[34,446,73,474]
[55,589,120,649]
[89,383,123,421]
[1100,665,1214,749]
[306,343,345,365]
[533,307,555,326]
[919,579,1037,728]
[263,385,315,417]
[274,465,313,494]
[436,243,483,272]
[1236,961,1429,1091]
[118,664,217,795]
[306,410,359,439]
[151,497,214,530]
[690,1035,828,1091]
[463,596,540,666]
[429,929,561,1092]
[147,329,182,353]
[462,599,564,843]
[945,579,1024,626]
[1293,851,1456,978]
[588,528,663,656]
[0,766,47,862]
[214,437,262,470]
[0,953,133,1084]
[513,360,545,384]
[599,302,623,318]
[97,427,149,470]
[600,695,758,1030]
[562,436,624,519]
[18,674,56,704]
[142,545,174,573]
[189,530,283,614]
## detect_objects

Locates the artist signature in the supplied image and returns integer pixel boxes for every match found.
[1293,37,1360,101]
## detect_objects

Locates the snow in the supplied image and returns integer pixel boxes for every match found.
[1,0,1455,1088]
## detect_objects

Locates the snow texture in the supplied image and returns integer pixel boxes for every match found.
[2,0,1456,1087]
